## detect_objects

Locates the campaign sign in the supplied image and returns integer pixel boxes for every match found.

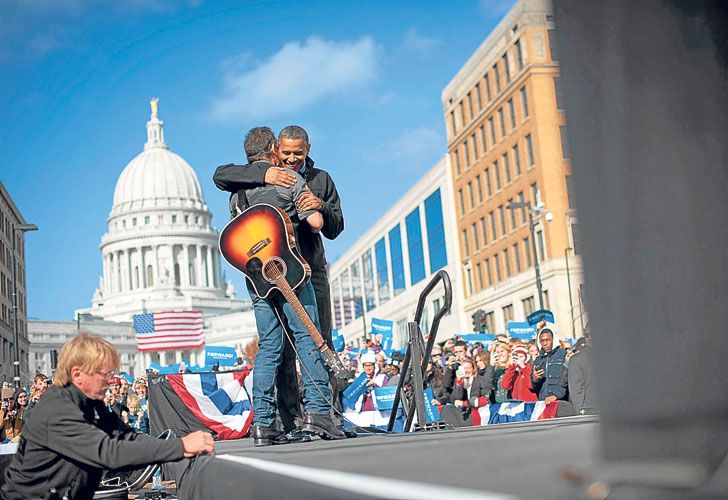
[423,387,441,423]
[373,386,398,410]
[332,329,345,352]
[205,345,238,367]
[460,333,496,345]
[507,321,537,340]
[527,309,555,326]
[381,335,394,353]
[343,372,369,410]
[371,318,394,341]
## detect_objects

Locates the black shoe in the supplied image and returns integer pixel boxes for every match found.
[252,425,289,447]
[341,426,358,439]
[302,414,346,440]
[286,427,312,443]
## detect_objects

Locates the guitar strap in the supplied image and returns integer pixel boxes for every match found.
[230,189,250,218]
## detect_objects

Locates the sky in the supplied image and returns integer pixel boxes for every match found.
[1,0,515,321]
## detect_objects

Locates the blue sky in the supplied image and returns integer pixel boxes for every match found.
[1,0,514,320]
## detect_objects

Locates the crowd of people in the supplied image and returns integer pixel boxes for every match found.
[333,326,596,426]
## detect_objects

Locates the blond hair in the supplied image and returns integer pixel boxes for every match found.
[54,332,120,387]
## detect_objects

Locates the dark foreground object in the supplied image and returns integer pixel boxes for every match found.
[178,417,598,499]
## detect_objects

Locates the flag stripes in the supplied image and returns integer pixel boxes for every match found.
[133,310,205,352]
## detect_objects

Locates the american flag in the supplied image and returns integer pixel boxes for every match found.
[133,310,205,352]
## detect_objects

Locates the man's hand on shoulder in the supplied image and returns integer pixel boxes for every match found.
[181,430,214,457]
[264,167,297,188]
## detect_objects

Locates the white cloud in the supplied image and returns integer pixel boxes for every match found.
[208,36,379,122]
[401,28,440,57]
[370,126,445,172]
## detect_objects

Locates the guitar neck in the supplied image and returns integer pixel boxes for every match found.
[273,277,326,348]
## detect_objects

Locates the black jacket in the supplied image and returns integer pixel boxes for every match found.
[213,157,344,271]
[1,384,184,500]
[532,346,568,400]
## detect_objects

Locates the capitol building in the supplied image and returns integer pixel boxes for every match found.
[30,100,258,377]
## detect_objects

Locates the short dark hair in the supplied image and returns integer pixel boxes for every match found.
[279,125,309,146]
[539,328,554,339]
[454,340,468,349]
[244,127,276,162]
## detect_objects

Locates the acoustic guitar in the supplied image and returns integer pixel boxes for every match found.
[219,203,348,379]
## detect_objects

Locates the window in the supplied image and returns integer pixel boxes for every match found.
[471,133,478,158]
[513,144,522,176]
[508,198,516,229]
[476,263,483,289]
[425,189,448,272]
[172,215,177,223]
[458,189,465,216]
[463,140,470,168]
[494,253,502,281]
[484,311,495,333]
[493,64,501,92]
[472,223,480,251]
[475,83,482,110]
[522,296,535,317]
[514,244,522,272]
[375,238,391,304]
[479,125,487,153]
[488,117,496,145]
[459,101,465,127]
[158,215,163,224]
[450,111,457,135]
[566,175,577,209]
[526,134,535,167]
[554,78,564,110]
[499,205,506,235]
[475,175,483,204]
[485,258,493,286]
[340,269,353,325]
[531,182,540,205]
[543,290,551,310]
[484,73,492,101]
[489,211,497,240]
[518,191,527,224]
[485,168,493,197]
[503,53,511,82]
[498,108,506,136]
[361,250,376,311]
[466,267,473,296]
[144,216,150,225]
[462,229,470,256]
[453,149,461,175]
[332,277,343,328]
[146,265,154,287]
[406,208,426,285]
[520,86,529,118]
[480,217,488,245]
[504,248,511,276]
[508,99,516,129]
[467,182,474,210]
[467,92,473,121]
[515,39,523,69]
[184,215,189,223]
[502,304,514,324]
[537,229,546,261]
[560,125,571,160]
[132,218,137,227]
[350,262,363,318]
[503,152,511,183]
[524,237,532,267]
[548,29,559,62]
[494,161,502,190]
[389,225,406,295]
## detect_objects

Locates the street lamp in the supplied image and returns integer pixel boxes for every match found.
[11,223,38,389]
[564,247,576,339]
[508,201,546,310]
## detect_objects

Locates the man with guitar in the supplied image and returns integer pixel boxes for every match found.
[214,126,349,440]
[220,127,344,446]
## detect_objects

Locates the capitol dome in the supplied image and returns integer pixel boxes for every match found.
[78,98,247,324]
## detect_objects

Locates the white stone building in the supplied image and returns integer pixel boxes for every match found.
[329,156,467,347]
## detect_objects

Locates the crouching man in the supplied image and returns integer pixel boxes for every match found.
[1,333,214,499]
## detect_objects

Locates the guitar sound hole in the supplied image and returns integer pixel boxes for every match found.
[262,258,286,283]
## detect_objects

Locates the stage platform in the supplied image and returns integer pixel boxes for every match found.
[181,416,599,499]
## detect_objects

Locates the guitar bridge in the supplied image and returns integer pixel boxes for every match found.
[247,238,271,257]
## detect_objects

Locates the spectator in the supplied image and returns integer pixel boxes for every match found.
[442,340,469,402]
[387,364,401,388]
[106,376,129,418]
[447,358,492,424]
[500,345,538,402]
[474,350,490,376]
[375,352,387,375]
[527,341,539,362]
[355,352,388,412]
[532,328,567,404]
[567,335,597,415]
[426,359,445,404]
[490,342,512,403]
[1,388,25,442]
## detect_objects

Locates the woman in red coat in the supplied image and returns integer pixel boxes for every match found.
[500,345,538,402]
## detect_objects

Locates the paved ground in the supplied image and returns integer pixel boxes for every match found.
[208,416,599,499]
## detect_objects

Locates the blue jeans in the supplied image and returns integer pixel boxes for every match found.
[250,281,331,427]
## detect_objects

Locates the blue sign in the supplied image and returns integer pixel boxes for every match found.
[205,346,238,367]
[121,372,134,384]
[332,329,345,352]
[507,321,537,340]
[381,335,394,353]
[371,318,394,341]
[423,387,441,423]
[459,333,496,345]
[373,386,398,410]
[527,309,555,326]
[343,372,369,410]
